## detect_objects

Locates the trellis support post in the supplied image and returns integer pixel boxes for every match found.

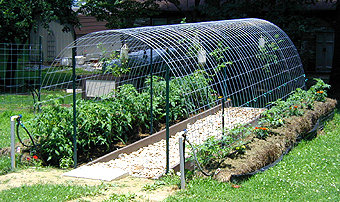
[38,36,42,111]
[72,47,78,168]
[165,64,170,173]
[222,66,227,136]
[150,49,153,135]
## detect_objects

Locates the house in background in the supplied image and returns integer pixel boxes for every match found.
[74,14,109,39]
[30,21,74,63]
[306,1,337,73]
[30,15,109,63]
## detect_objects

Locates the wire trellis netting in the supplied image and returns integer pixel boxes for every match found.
[0,41,42,111]
[40,18,305,175]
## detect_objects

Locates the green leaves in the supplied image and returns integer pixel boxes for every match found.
[79,0,159,29]
[260,79,331,128]
[30,70,216,168]
[0,0,78,43]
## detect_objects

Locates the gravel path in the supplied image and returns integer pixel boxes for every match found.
[92,107,265,178]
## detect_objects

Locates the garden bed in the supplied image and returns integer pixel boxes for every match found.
[87,106,265,179]
[212,98,337,182]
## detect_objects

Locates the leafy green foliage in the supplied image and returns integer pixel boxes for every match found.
[194,79,331,166]
[308,78,331,102]
[79,0,159,29]
[256,34,283,72]
[192,125,252,167]
[209,42,233,72]
[288,105,303,116]
[192,136,231,166]
[254,127,270,139]
[260,79,331,128]
[0,0,78,43]
[97,44,130,77]
[30,70,216,167]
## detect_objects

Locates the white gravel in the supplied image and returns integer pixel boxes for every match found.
[92,107,265,178]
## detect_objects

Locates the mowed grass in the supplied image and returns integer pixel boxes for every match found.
[0,90,77,149]
[0,184,104,202]
[0,92,77,175]
[167,110,340,201]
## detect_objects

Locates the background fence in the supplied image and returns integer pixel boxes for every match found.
[0,40,42,112]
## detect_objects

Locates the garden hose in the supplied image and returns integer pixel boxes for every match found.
[182,130,215,177]
[16,115,37,148]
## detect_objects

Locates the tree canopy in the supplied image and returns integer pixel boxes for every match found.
[79,0,159,29]
[0,0,79,44]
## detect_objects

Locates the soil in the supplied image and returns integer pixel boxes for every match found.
[0,168,177,201]
[213,98,337,182]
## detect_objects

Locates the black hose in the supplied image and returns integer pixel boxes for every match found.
[184,137,215,177]
[16,115,37,148]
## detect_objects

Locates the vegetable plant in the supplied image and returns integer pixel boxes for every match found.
[29,70,216,168]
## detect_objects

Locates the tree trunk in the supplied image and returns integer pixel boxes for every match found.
[330,3,340,100]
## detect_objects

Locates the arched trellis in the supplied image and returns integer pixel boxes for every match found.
[42,18,305,169]
[44,18,305,110]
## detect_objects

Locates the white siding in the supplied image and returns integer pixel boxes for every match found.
[30,21,74,63]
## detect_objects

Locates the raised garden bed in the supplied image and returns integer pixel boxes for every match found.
[208,98,337,181]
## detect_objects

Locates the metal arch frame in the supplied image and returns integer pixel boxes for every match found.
[43,18,305,110]
[41,18,305,170]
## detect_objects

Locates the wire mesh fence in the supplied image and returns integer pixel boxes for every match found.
[0,41,42,111]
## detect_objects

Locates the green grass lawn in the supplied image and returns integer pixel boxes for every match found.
[167,110,340,201]
[0,184,105,202]
[0,92,79,175]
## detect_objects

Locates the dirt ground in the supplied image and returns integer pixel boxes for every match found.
[0,168,178,201]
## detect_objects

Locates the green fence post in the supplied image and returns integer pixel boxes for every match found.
[165,64,170,173]
[150,49,153,136]
[38,36,42,111]
[222,66,227,136]
[72,47,78,168]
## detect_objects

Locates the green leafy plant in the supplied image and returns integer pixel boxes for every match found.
[192,136,232,167]
[308,78,330,102]
[98,43,130,76]
[193,125,252,167]
[209,42,233,72]
[254,127,270,139]
[256,34,283,72]
[30,70,216,168]
[288,105,303,116]
[234,144,246,154]
[260,99,286,127]
[191,78,332,171]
